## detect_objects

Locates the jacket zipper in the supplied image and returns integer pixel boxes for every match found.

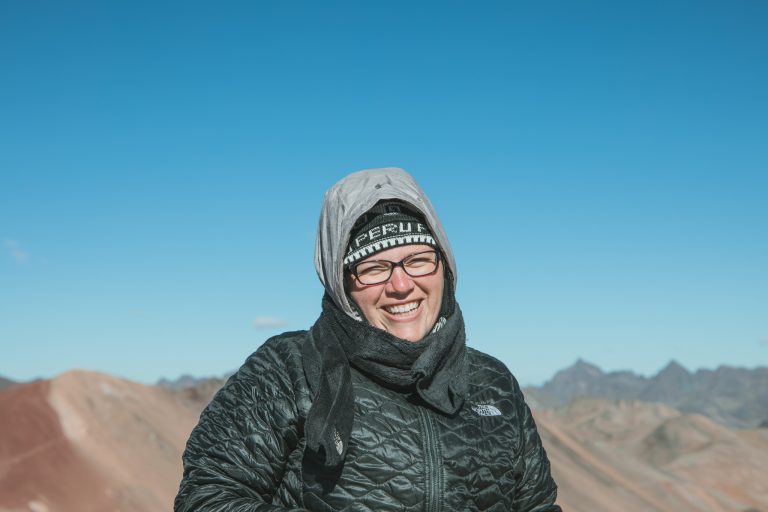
[418,407,443,512]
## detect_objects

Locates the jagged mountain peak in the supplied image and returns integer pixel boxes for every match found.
[531,359,768,428]
[656,360,690,378]
[554,358,604,380]
[534,359,638,407]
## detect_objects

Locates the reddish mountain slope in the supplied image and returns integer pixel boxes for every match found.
[0,371,200,512]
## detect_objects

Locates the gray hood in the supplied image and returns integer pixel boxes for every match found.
[315,167,457,320]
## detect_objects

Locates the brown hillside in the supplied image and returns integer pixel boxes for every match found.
[0,379,113,512]
[0,371,200,512]
[534,399,768,512]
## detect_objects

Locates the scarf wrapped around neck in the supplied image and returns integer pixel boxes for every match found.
[302,285,468,468]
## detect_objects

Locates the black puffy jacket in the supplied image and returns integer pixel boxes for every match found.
[175,332,560,511]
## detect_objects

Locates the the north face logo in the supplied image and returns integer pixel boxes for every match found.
[333,429,344,455]
[470,404,502,417]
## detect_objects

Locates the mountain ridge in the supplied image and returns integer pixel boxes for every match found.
[524,359,768,428]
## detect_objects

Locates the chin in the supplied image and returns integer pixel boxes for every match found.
[387,325,429,342]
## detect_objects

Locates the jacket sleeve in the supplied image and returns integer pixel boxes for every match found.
[174,340,309,512]
[511,378,562,512]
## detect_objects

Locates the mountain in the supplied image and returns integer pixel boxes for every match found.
[638,360,692,402]
[537,399,768,512]
[531,359,647,405]
[525,360,768,428]
[0,370,200,511]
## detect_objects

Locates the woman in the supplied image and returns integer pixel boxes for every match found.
[175,168,560,511]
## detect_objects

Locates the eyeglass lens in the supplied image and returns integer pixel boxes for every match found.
[354,251,438,284]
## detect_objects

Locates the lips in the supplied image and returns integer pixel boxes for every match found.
[383,300,421,315]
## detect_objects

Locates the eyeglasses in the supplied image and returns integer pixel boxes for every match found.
[349,250,441,286]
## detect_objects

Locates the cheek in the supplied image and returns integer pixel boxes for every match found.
[349,285,381,318]
[417,276,444,325]
[430,282,444,310]
[428,271,445,304]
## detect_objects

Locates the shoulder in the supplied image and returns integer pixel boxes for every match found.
[465,347,523,395]
[243,330,308,367]
[466,347,511,373]
[214,331,309,405]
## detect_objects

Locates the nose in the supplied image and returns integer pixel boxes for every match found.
[387,265,414,293]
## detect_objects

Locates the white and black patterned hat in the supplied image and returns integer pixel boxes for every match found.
[344,200,437,267]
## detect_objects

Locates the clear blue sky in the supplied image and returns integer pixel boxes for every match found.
[2,1,766,386]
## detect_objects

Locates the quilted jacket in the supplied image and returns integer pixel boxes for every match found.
[175,331,560,511]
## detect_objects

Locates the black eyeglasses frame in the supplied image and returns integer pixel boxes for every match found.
[349,249,441,287]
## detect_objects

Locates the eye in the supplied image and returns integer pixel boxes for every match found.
[356,262,390,276]
[405,257,432,268]
[404,252,437,268]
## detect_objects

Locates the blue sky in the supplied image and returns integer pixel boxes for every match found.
[2,0,766,386]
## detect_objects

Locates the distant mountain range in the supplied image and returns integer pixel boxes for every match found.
[6,357,767,430]
[524,359,768,428]
[157,372,231,391]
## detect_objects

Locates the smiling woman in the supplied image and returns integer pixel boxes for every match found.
[175,168,561,511]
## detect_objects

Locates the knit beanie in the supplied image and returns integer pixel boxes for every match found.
[344,200,438,267]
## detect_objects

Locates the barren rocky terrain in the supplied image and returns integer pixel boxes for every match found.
[1,370,766,511]
[536,399,768,511]
[0,371,203,512]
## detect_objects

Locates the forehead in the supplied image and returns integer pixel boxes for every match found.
[358,244,435,263]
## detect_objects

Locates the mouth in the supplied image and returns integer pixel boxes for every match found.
[383,300,421,316]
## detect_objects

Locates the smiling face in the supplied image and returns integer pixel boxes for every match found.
[347,244,444,342]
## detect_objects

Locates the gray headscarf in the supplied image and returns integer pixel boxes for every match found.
[315,167,458,319]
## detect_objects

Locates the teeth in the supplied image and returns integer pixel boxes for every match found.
[385,301,419,314]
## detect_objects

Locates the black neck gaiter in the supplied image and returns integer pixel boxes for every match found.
[302,282,467,468]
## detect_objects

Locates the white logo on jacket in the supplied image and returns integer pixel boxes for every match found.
[470,403,502,417]
[333,429,344,454]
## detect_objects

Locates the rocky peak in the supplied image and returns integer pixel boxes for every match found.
[656,360,690,380]
[539,359,609,405]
